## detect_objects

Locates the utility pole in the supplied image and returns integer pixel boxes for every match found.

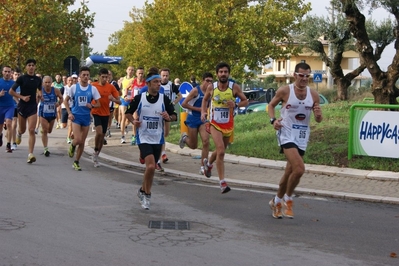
[327,0,334,89]
[81,42,85,66]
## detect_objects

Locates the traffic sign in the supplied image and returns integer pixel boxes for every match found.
[63,56,79,76]
[313,73,323,83]
[178,82,194,109]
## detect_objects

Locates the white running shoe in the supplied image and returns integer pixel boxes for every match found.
[11,143,17,150]
[179,132,187,149]
[92,151,99,163]
[121,136,126,144]
[142,194,151,210]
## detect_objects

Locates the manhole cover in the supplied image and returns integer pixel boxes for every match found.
[148,221,190,230]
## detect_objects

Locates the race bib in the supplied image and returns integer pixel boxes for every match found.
[291,124,309,145]
[143,116,160,135]
[213,107,230,123]
[126,89,133,99]
[78,96,88,106]
[43,103,55,113]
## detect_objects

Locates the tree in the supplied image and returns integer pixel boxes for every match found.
[106,0,311,82]
[0,0,94,75]
[338,0,399,104]
[296,14,365,100]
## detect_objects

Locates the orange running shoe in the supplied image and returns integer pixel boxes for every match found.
[269,198,283,219]
[162,154,168,163]
[283,199,294,218]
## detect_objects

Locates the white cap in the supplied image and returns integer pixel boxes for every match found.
[71,74,78,78]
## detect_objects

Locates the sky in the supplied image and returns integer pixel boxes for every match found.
[72,0,394,70]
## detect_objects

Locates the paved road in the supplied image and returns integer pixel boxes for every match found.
[86,129,399,205]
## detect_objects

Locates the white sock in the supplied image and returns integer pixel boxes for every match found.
[161,151,166,155]
[274,196,282,204]
[284,194,293,202]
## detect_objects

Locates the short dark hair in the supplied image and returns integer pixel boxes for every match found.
[25,58,36,65]
[202,72,213,80]
[216,62,230,73]
[98,68,108,75]
[148,67,159,75]
[295,62,311,72]
[79,66,90,73]
[159,68,170,74]
[14,67,21,73]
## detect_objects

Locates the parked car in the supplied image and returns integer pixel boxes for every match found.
[237,100,262,115]
[238,89,270,115]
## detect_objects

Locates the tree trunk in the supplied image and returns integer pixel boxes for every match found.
[371,77,399,105]
[335,77,350,100]
[340,0,399,105]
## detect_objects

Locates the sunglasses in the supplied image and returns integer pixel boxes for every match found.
[295,72,311,78]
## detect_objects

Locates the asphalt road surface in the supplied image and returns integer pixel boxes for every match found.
[0,135,398,266]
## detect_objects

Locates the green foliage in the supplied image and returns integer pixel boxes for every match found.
[106,0,311,80]
[0,0,94,75]
[168,96,399,172]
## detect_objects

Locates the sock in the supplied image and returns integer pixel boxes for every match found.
[219,179,226,185]
[94,147,98,152]
[274,196,282,204]
[284,194,293,202]
[161,151,166,155]
[139,187,145,193]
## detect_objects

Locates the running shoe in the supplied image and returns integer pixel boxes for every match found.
[162,154,168,163]
[11,143,17,150]
[179,132,187,149]
[72,161,82,171]
[137,188,144,203]
[68,144,76,158]
[56,123,60,129]
[44,148,50,157]
[106,129,111,137]
[121,136,126,144]
[269,198,283,219]
[156,162,163,171]
[220,181,231,194]
[203,158,213,178]
[125,126,128,135]
[199,166,205,175]
[142,194,151,210]
[0,133,3,147]
[131,135,136,145]
[34,128,38,134]
[6,143,12,153]
[66,137,72,144]
[92,151,98,163]
[27,153,36,164]
[16,133,21,145]
[283,199,294,218]
[103,138,108,145]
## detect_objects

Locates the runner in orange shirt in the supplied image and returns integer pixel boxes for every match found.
[91,68,121,167]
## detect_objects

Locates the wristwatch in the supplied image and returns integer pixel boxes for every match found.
[270,118,276,125]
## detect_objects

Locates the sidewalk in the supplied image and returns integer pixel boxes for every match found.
[85,132,399,205]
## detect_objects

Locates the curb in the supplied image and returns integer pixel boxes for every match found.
[85,138,399,205]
